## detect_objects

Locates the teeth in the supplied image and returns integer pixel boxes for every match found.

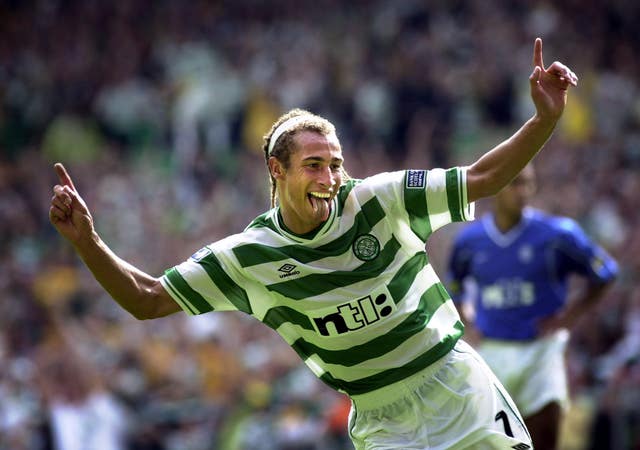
[309,192,330,199]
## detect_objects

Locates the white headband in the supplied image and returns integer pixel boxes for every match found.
[268,115,313,155]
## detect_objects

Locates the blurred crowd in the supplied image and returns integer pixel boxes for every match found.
[1,1,639,449]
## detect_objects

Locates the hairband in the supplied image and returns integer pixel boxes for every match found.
[267,115,313,155]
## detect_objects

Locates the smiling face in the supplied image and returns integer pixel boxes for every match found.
[269,130,344,234]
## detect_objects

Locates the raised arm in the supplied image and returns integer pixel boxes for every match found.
[49,163,180,319]
[467,38,578,202]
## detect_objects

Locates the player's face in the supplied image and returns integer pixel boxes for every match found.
[496,165,537,216]
[271,130,344,234]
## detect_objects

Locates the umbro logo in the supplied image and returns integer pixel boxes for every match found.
[278,264,301,279]
[512,444,531,450]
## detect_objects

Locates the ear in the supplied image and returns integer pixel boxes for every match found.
[268,156,285,180]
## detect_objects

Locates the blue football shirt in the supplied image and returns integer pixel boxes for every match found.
[447,207,618,340]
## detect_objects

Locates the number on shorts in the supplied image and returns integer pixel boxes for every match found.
[495,410,514,437]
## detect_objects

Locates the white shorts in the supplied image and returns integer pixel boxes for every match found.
[478,329,570,418]
[348,340,532,450]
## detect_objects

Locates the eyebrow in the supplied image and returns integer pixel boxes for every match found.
[302,155,344,164]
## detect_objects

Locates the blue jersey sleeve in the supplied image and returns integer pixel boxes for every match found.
[553,218,619,285]
[446,230,474,304]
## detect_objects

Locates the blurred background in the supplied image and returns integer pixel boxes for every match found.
[1,0,638,449]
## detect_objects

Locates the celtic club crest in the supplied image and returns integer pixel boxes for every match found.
[353,234,380,261]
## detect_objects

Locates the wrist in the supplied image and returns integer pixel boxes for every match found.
[529,111,560,133]
[530,113,558,133]
[73,230,101,255]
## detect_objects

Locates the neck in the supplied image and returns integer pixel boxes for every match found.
[493,209,523,233]
[278,209,324,237]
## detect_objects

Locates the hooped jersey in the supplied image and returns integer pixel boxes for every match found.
[447,207,618,341]
[161,168,474,396]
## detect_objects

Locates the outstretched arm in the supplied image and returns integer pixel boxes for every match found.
[467,38,578,202]
[49,163,180,319]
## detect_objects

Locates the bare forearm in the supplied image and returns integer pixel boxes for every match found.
[50,163,178,319]
[563,282,612,327]
[539,282,613,334]
[73,232,178,319]
[467,114,557,201]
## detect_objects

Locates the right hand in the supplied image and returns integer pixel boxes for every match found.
[49,163,94,245]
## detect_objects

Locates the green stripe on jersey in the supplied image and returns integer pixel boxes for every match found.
[335,179,358,217]
[244,211,278,232]
[233,196,386,268]
[319,321,464,395]
[446,168,463,222]
[198,253,252,314]
[263,305,315,331]
[165,268,213,314]
[404,173,431,241]
[387,252,428,303]
[266,235,401,300]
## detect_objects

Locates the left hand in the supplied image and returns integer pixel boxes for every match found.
[536,311,572,336]
[529,38,578,123]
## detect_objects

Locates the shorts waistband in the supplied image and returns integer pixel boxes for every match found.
[350,347,453,411]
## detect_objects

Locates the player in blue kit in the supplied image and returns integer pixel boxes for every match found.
[447,163,619,450]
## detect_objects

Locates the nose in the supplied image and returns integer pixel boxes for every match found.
[318,166,336,189]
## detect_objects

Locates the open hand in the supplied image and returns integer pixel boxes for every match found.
[529,38,578,123]
[49,163,94,245]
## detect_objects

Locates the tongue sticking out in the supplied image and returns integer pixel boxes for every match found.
[309,195,330,222]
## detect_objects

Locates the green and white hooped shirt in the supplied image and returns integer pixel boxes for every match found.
[161,168,475,396]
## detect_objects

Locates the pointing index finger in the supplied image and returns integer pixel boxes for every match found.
[533,37,544,70]
[54,163,77,191]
